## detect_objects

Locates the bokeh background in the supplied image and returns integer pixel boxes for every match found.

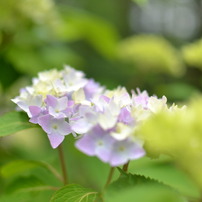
[2,0,202,113]
[1,0,202,201]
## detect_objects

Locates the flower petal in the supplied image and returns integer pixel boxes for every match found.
[48,132,65,148]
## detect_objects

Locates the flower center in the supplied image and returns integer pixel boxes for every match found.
[55,109,60,113]
[52,125,58,130]
[97,140,103,146]
[119,146,125,151]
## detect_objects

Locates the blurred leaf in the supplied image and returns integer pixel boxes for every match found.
[129,157,201,199]
[1,160,62,183]
[182,39,202,70]
[59,7,119,58]
[6,45,82,76]
[118,35,184,76]
[105,184,186,202]
[41,46,82,69]
[0,187,53,202]
[0,111,36,137]
[50,184,98,202]
[6,176,51,194]
[132,0,148,5]
[138,99,202,190]
[0,0,61,33]
[104,173,186,202]
[156,82,198,101]
[1,160,42,178]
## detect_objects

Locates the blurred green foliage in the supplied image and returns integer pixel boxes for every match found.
[0,112,36,137]
[182,39,202,70]
[1,0,202,104]
[105,173,186,202]
[1,0,202,201]
[132,0,148,5]
[118,35,184,76]
[139,97,202,190]
[0,0,82,76]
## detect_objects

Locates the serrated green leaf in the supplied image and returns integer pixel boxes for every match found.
[105,184,186,202]
[104,173,186,202]
[129,158,201,199]
[50,184,98,202]
[0,111,36,137]
[108,173,165,190]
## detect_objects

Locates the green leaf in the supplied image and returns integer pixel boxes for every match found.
[1,160,62,183]
[0,111,36,137]
[108,172,166,190]
[59,7,119,58]
[156,82,198,101]
[182,38,202,69]
[117,35,184,76]
[1,160,43,178]
[132,0,148,5]
[129,157,201,199]
[105,184,186,202]
[6,176,52,194]
[7,45,82,76]
[1,192,55,202]
[104,173,186,202]
[0,182,54,202]
[50,184,98,202]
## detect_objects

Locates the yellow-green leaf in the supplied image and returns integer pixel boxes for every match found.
[50,184,98,202]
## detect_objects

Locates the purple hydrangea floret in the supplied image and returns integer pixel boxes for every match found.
[38,114,72,148]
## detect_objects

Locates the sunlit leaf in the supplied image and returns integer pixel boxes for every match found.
[182,39,202,70]
[0,111,36,137]
[138,98,202,190]
[50,184,98,202]
[118,35,184,76]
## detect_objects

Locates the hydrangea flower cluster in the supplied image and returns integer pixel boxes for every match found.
[12,66,172,167]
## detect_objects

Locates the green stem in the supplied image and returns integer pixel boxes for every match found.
[42,161,63,182]
[122,161,130,173]
[104,167,115,189]
[58,144,68,185]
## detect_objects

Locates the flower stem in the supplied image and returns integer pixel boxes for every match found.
[104,167,115,189]
[58,144,68,185]
[122,161,130,173]
[42,161,63,183]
